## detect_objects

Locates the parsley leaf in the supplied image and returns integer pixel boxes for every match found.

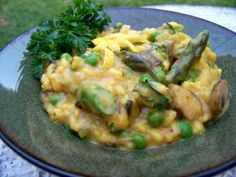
[27,0,111,79]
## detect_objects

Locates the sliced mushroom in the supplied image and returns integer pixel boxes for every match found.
[209,79,230,117]
[168,84,203,120]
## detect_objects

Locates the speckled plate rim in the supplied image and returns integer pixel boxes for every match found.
[0,7,235,177]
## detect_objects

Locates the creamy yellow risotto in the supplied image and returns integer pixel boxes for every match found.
[40,22,229,149]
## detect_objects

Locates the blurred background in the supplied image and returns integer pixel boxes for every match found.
[0,0,236,49]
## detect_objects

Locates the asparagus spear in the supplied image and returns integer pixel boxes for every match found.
[119,50,162,72]
[77,83,118,116]
[120,51,150,71]
[166,30,209,83]
[134,83,169,110]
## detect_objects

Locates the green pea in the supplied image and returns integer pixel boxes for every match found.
[188,69,200,81]
[139,73,153,84]
[114,22,123,29]
[60,53,72,63]
[150,31,162,42]
[48,94,63,105]
[118,129,130,137]
[177,120,193,138]
[132,134,148,149]
[147,111,165,127]
[154,66,166,83]
[83,53,100,66]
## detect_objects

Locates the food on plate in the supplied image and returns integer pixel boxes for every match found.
[27,0,230,149]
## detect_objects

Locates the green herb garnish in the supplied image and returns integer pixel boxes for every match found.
[27,0,111,79]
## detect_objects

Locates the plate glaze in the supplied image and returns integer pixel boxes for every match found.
[0,8,236,177]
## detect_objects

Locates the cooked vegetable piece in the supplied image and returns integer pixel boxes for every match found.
[83,53,100,66]
[134,83,169,110]
[27,0,111,79]
[118,129,130,137]
[154,66,166,83]
[166,42,175,65]
[60,53,72,62]
[188,69,200,81]
[144,50,163,69]
[160,52,167,60]
[48,94,63,105]
[109,122,116,133]
[64,124,78,136]
[168,84,202,120]
[132,134,148,149]
[174,25,184,32]
[209,79,230,117]
[107,137,131,147]
[166,30,209,83]
[161,22,184,33]
[147,111,165,127]
[163,23,175,34]
[119,50,161,73]
[122,66,134,77]
[75,101,82,109]
[106,109,129,131]
[78,83,118,115]
[139,73,153,84]
[177,120,193,138]
[125,100,133,116]
[148,81,170,99]
[120,51,151,71]
[153,41,175,66]
[114,22,123,29]
[150,31,162,42]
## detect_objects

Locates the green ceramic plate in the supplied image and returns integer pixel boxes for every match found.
[0,8,236,177]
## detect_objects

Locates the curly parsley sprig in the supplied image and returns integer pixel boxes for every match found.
[27,0,111,79]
